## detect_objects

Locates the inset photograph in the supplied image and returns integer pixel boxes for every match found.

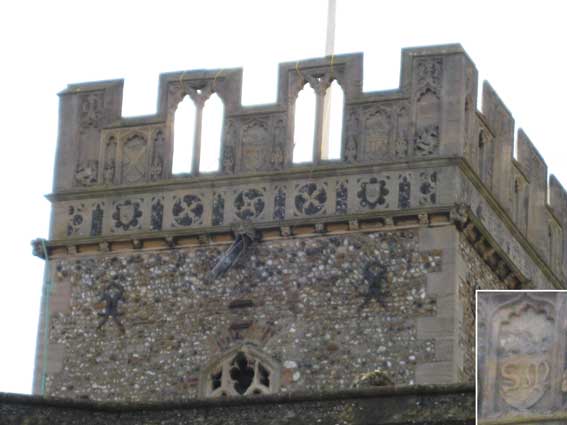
[477,291,567,423]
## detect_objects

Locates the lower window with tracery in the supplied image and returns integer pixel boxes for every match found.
[201,345,280,397]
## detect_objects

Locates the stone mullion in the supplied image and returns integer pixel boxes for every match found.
[192,103,204,175]
[97,136,106,185]
[115,134,124,184]
[313,89,326,164]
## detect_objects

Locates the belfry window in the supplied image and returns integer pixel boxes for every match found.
[201,345,279,397]
[172,95,196,174]
[293,86,317,163]
[292,73,345,164]
[172,87,224,175]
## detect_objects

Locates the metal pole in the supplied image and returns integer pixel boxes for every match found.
[321,0,336,160]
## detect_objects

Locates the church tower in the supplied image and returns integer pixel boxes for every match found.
[32,44,566,403]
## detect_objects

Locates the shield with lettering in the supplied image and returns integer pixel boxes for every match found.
[499,354,550,410]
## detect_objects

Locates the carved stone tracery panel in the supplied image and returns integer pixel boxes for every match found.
[98,125,165,186]
[346,102,410,163]
[412,57,442,157]
[200,345,280,398]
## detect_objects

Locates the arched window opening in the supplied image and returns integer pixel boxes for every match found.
[201,345,279,398]
[172,95,196,174]
[293,86,317,164]
[323,80,344,160]
[200,93,224,173]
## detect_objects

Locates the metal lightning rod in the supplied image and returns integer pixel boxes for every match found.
[321,0,336,160]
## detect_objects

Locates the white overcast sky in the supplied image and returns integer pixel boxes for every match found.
[1,0,566,395]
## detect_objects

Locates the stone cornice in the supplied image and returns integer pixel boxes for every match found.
[46,156,459,202]
[34,206,453,259]
[38,156,565,289]
[458,158,565,289]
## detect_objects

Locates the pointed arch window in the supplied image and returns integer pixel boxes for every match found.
[292,74,345,164]
[323,80,344,160]
[293,86,317,163]
[171,85,224,175]
[200,345,280,397]
[200,93,224,172]
[172,95,196,174]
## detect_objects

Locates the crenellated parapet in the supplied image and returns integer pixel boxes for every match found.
[54,45,474,191]
[462,77,566,284]
[44,43,566,287]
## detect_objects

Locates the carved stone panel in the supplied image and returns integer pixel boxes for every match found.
[478,292,564,420]
[111,199,144,233]
[150,196,165,231]
[273,185,287,221]
[212,192,225,226]
[362,106,392,159]
[412,57,442,157]
[271,117,287,170]
[150,129,165,181]
[80,93,104,130]
[90,202,105,237]
[293,182,328,217]
[122,133,148,184]
[99,125,164,186]
[102,136,117,184]
[171,193,205,227]
[65,203,89,237]
[398,173,412,209]
[336,179,348,215]
[75,92,105,187]
[344,107,360,162]
[355,174,396,212]
[418,170,437,206]
[74,160,99,187]
[233,187,267,222]
[222,119,239,175]
[346,102,410,163]
[234,114,287,174]
[240,119,271,173]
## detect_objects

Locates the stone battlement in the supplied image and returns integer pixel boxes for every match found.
[43,44,566,288]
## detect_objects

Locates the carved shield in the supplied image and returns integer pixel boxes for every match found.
[123,135,147,183]
[365,181,381,204]
[118,204,135,225]
[499,354,550,410]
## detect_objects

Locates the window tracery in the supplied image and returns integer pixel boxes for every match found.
[201,345,279,397]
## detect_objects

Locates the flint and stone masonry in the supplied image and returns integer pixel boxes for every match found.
[6,43,562,423]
